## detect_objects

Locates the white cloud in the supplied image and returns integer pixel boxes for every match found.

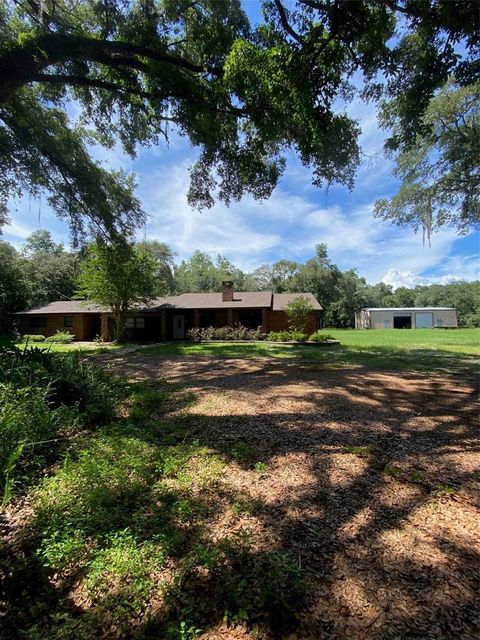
[137,162,282,270]
[382,268,475,290]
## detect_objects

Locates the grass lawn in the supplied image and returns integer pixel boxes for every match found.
[14,341,123,354]
[137,328,479,373]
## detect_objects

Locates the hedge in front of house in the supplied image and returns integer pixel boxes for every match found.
[187,325,265,342]
[186,326,336,344]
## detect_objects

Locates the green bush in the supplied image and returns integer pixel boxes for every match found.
[0,346,124,501]
[20,334,46,342]
[45,330,75,343]
[0,383,77,503]
[267,331,308,342]
[308,331,335,342]
[267,331,291,341]
[284,296,314,333]
[187,324,265,342]
[291,331,308,342]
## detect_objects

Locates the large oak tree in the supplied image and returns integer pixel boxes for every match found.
[1,0,478,239]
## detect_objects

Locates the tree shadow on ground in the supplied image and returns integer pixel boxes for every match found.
[1,360,478,639]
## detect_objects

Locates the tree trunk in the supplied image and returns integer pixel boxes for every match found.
[113,307,126,342]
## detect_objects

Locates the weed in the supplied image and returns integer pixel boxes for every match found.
[229,441,256,466]
[231,496,262,516]
[384,465,403,477]
[254,461,268,474]
[432,483,455,497]
[409,469,428,483]
[345,445,374,456]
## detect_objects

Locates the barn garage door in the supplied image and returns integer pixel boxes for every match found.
[415,312,433,328]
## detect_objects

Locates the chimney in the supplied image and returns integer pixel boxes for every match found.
[222,280,234,302]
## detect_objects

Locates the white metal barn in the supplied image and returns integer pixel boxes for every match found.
[355,307,458,330]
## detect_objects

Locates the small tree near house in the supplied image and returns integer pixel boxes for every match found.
[285,297,314,333]
[77,242,158,341]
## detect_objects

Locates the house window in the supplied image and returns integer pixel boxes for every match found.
[29,316,47,328]
[125,317,145,329]
[64,316,74,328]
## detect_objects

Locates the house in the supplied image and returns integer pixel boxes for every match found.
[355,307,458,329]
[16,281,322,341]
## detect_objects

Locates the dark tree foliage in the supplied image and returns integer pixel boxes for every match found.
[20,230,80,306]
[1,1,477,240]
[0,241,28,335]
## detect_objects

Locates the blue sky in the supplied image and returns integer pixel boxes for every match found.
[3,2,479,289]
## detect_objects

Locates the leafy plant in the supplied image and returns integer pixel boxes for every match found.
[345,445,374,456]
[267,330,308,342]
[45,330,75,344]
[20,334,46,342]
[308,331,335,342]
[0,345,123,501]
[291,331,308,342]
[285,297,314,333]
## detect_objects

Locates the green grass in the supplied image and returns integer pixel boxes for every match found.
[137,328,479,372]
[15,341,123,354]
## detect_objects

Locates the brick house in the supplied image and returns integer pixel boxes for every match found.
[16,281,322,341]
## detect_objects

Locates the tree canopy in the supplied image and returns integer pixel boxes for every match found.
[1,0,478,239]
[375,79,479,237]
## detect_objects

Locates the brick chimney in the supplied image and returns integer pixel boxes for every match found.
[222,280,234,302]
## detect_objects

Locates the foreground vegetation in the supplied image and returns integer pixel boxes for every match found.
[0,348,305,639]
[139,328,479,373]
[2,340,478,639]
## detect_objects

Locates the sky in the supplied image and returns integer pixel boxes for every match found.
[2,3,479,290]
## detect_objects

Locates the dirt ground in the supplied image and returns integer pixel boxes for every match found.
[92,352,480,639]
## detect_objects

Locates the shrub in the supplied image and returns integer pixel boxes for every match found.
[290,331,308,342]
[267,331,308,342]
[267,331,291,341]
[284,297,314,332]
[45,330,75,344]
[308,331,335,342]
[20,334,45,342]
[0,345,124,501]
[187,324,265,342]
[0,383,77,502]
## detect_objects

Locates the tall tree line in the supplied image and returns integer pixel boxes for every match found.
[0,233,478,336]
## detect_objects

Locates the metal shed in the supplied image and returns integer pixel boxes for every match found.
[355,307,458,330]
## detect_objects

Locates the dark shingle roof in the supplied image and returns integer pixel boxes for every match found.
[16,291,322,313]
[165,291,273,309]
[15,300,105,314]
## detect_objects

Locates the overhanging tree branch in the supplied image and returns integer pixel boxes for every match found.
[0,32,217,104]
[273,0,305,45]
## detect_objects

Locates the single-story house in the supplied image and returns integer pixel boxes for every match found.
[355,307,458,329]
[16,281,322,341]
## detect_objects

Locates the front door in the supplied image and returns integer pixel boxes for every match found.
[173,315,185,339]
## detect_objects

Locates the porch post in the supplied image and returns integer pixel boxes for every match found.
[227,308,233,326]
[261,308,267,333]
[194,309,200,328]
[160,310,167,341]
